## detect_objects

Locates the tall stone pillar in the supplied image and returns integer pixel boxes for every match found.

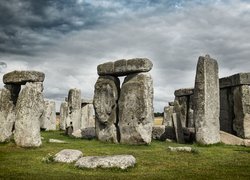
[193,55,220,144]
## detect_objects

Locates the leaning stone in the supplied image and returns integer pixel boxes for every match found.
[219,73,250,88]
[3,70,45,85]
[67,89,81,134]
[75,155,136,169]
[59,102,68,131]
[97,58,153,76]
[93,76,120,143]
[172,113,185,144]
[220,131,244,146]
[163,106,174,126]
[40,100,56,131]
[118,72,154,145]
[54,149,83,163]
[0,88,16,142]
[232,85,250,139]
[14,82,44,147]
[49,139,67,143]
[168,146,193,152]
[174,88,194,97]
[152,125,165,140]
[193,55,220,144]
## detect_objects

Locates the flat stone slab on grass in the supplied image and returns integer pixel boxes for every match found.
[48,139,67,143]
[168,146,193,152]
[54,149,83,163]
[75,155,136,169]
[3,70,45,85]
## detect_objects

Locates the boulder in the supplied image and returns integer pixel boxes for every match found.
[118,72,154,145]
[97,58,153,76]
[59,102,68,131]
[54,149,83,163]
[14,82,44,147]
[193,55,220,144]
[75,155,136,169]
[40,100,56,131]
[3,70,45,85]
[93,76,120,143]
[67,88,81,134]
[0,87,16,142]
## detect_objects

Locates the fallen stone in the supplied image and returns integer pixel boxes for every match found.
[49,139,67,143]
[168,146,193,152]
[93,76,120,143]
[193,55,220,144]
[3,70,45,85]
[174,88,194,97]
[0,87,16,142]
[40,100,56,131]
[118,72,154,145]
[75,155,136,169]
[14,82,44,147]
[220,131,244,146]
[54,149,83,163]
[97,58,153,76]
[152,125,165,140]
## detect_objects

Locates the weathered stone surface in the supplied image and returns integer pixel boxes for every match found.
[0,88,15,142]
[118,72,154,145]
[219,88,234,134]
[93,76,120,143]
[220,131,244,146]
[14,82,44,147]
[152,125,165,140]
[233,85,250,138]
[168,146,193,152]
[40,100,56,131]
[219,73,250,88]
[60,102,68,131]
[67,89,81,134]
[75,155,136,169]
[172,113,185,144]
[174,88,194,97]
[3,70,45,85]
[49,139,67,143]
[97,58,153,76]
[163,106,174,126]
[193,55,220,144]
[54,149,83,163]
[81,103,95,129]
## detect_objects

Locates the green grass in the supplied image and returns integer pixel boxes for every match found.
[1,131,250,179]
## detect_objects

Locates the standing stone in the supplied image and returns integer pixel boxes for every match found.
[40,100,56,131]
[93,76,120,143]
[163,105,174,126]
[193,55,220,144]
[118,72,154,145]
[81,100,95,129]
[67,89,81,134]
[60,102,68,131]
[233,85,250,138]
[14,82,44,147]
[0,87,16,142]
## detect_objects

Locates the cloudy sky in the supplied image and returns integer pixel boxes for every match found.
[1,0,250,112]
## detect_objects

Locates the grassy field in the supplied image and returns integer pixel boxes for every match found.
[1,131,250,180]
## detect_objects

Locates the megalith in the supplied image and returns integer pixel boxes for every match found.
[67,88,81,134]
[193,55,220,144]
[60,102,68,130]
[0,87,16,142]
[118,72,154,145]
[93,76,120,143]
[40,100,56,131]
[14,82,44,147]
